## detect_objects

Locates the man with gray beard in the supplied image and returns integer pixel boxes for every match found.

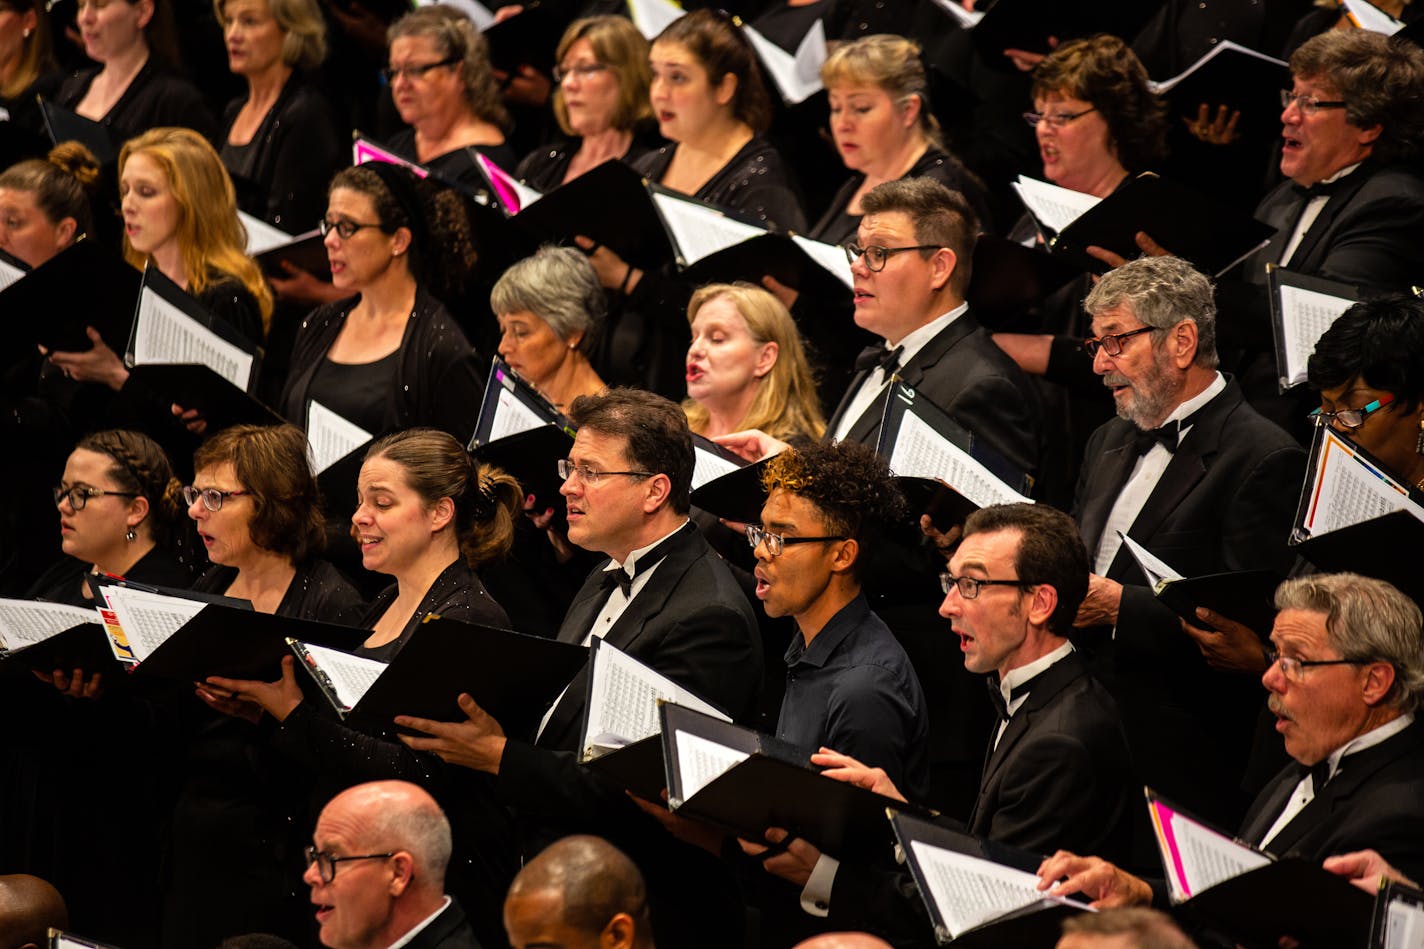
[1068,256,1305,830]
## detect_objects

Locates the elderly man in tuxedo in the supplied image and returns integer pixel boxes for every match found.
[1071,254,1305,828]
[1039,573,1424,908]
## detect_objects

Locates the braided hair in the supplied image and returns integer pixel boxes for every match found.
[74,430,186,548]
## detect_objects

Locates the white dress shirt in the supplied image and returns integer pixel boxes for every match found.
[387,895,452,948]
[1279,162,1362,267]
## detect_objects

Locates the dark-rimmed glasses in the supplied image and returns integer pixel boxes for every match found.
[1308,394,1395,430]
[304,846,396,884]
[1264,649,1373,683]
[553,62,609,84]
[1082,325,1156,358]
[745,525,847,557]
[183,485,251,512]
[382,55,461,83]
[320,217,385,240]
[53,485,137,510]
[557,459,654,485]
[1022,107,1097,129]
[844,242,942,272]
[1280,90,1347,116]
[940,573,1027,599]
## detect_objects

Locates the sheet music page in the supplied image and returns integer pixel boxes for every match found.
[1302,430,1424,536]
[294,640,387,710]
[239,211,295,255]
[132,287,254,389]
[627,0,682,39]
[1147,39,1286,93]
[792,234,853,288]
[742,21,824,105]
[1385,896,1424,949]
[103,588,206,661]
[487,382,550,442]
[652,192,767,266]
[307,400,374,475]
[582,641,729,758]
[672,730,750,802]
[1277,284,1353,387]
[888,410,1032,507]
[692,445,741,491]
[927,0,983,27]
[0,599,98,651]
[909,841,1077,937]
[0,255,25,292]
[1159,808,1270,900]
[1118,534,1182,591]
[1011,176,1100,234]
[1343,0,1405,34]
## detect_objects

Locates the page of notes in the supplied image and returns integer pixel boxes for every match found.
[1277,284,1353,387]
[132,288,254,389]
[583,641,728,758]
[673,730,751,803]
[652,192,768,267]
[1303,430,1424,536]
[294,640,387,710]
[692,446,742,491]
[792,234,854,288]
[0,598,97,651]
[1011,177,1100,234]
[1149,800,1270,902]
[910,841,1074,937]
[103,587,206,661]
[888,411,1032,507]
[307,400,374,475]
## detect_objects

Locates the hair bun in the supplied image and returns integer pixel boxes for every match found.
[47,141,103,192]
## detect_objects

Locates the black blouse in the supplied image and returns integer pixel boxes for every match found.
[57,57,218,146]
[632,134,807,232]
[810,146,995,245]
[383,128,520,186]
[514,123,661,193]
[191,559,365,624]
[27,545,194,606]
[356,559,510,661]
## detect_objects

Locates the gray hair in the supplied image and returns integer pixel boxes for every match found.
[1061,908,1198,948]
[490,245,606,352]
[351,782,453,885]
[1274,573,1424,714]
[388,5,511,130]
[1083,255,1218,369]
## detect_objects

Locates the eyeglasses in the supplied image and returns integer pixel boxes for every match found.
[1308,393,1395,430]
[382,55,461,82]
[183,485,250,512]
[304,846,395,884]
[320,217,385,240]
[1082,325,1156,358]
[745,525,847,557]
[1022,107,1097,129]
[1264,648,1372,682]
[844,242,942,272]
[553,61,608,83]
[556,459,654,485]
[53,485,137,510]
[939,573,1027,599]
[1280,90,1348,116]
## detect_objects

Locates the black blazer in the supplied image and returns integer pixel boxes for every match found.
[401,898,483,949]
[1238,721,1424,884]
[825,308,1045,478]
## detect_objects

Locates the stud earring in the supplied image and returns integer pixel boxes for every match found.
[125,529,137,542]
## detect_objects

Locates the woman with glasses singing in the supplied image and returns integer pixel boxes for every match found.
[382,5,516,179]
[277,163,484,443]
[513,15,657,192]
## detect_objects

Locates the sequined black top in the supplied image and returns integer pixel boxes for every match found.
[632,134,807,232]
[192,559,365,625]
[355,559,510,662]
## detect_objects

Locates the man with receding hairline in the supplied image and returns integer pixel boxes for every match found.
[303,780,479,949]
[0,874,67,949]
[503,835,653,949]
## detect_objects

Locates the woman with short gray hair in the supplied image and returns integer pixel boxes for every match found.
[491,245,607,409]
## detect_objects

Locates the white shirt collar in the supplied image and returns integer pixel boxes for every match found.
[1000,640,1074,711]
[606,519,689,577]
[1324,712,1414,781]
[386,895,452,949]
[886,300,970,363]
[1163,371,1226,432]
[1320,162,1363,187]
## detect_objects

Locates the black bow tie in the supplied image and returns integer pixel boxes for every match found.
[1295,757,1336,793]
[854,344,903,375]
[986,675,1037,724]
[1131,406,1206,457]
[1291,177,1343,201]
[599,525,687,599]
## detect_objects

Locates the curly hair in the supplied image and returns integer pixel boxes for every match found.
[76,429,187,548]
[761,441,905,583]
[1290,30,1424,165]
[1030,34,1169,174]
[193,424,326,565]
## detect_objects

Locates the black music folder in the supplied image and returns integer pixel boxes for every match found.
[38,97,116,164]
[511,160,675,273]
[6,623,124,678]
[1117,533,1281,634]
[661,703,932,862]
[680,231,852,302]
[254,229,329,281]
[0,117,48,168]
[348,616,587,739]
[1174,859,1373,948]
[1369,880,1424,948]
[967,234,1080,317]
[1149,41,1289,149]
[468,357,576,511]
[134,607,366,681]
[890,812,1087,946]
[1267,265,1359,391]
[481,0,579,75]
[690,456,773,525]
[1295,510,1424,606]
[1045,173,1273,277]
[0,238,140,361]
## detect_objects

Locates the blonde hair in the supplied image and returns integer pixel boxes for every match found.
[119,127,273,330]
[551,16,652,137]
[682,282,825,441]
[820,34,943,150]
[0,0,54,99]
[214,0,327,69]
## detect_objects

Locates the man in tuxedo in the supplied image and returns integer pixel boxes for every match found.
[1039,573,1424,908]
[303,781,479,949]
[749,503,1135,945]
[1072,254,1305,826]
[503,835,653,949]
[396,388,760,949]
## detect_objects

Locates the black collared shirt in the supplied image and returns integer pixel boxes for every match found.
[777,594,931,802]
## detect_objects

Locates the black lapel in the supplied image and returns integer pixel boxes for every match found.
[1076,427,1139,558]
[1285,163,1375,271]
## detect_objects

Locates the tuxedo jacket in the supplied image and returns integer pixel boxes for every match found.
[1238,722,1424,884]
[401,898,482,949]
[1073,379,1305,824]
[825,309,1045,478]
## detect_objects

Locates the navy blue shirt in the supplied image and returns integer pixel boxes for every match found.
[777,593,931,803]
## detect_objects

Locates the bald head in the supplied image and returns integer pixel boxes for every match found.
[0,875,67,949]
[792,935,894,949]
[325,780,452,888]
[505,836,652,949]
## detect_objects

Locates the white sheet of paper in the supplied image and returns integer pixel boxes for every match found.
[673,730,751,802]
[627,0,682,39]
[103,587,207,662]
[1011,176,1100,234]
[306,400,374,475]
[0,255,25,292]
[910,841,1081,937]
[1147,39,1287,93]
[1342,0,1405,34]
[888,410,1032,508]
[132,286,255,389]
[239,211,295,255]
[475,152,543,211]
[0,598,98,651]
[742,19,826,105]
[1384,895,1424,949]
[1302,429,1424,536]
[792,234,853,288]
[487,384,551,442]
[927,0,983,27]
[1159,808,1270,901]
[582,639,729,759]
[692,445,742,491]
[1276,283,1354,388]
[652,191,769,266]
[1118,534,1181,590]
[294,640,388,710]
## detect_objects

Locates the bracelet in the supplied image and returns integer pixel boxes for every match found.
[619,264,634,295]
